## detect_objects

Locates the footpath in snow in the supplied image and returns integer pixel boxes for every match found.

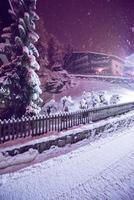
[0,126,134,200]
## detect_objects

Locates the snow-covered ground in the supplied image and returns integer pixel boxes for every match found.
[0,126,134,200]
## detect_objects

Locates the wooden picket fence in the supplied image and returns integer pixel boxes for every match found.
[0,101,134,143]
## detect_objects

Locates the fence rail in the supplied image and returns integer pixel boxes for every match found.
[0,101,134,143]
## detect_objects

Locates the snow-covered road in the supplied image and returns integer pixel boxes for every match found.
[0,127,134,200]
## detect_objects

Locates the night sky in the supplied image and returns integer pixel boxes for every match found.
[1,0,134,58]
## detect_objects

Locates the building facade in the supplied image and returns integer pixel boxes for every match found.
[64,51,124,76]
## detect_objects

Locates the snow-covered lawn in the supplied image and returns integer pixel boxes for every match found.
[0,126,134,200]
[41,77,134,114]
[55,77,134,102]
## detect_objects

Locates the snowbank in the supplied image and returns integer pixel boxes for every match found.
[0,149,38,169]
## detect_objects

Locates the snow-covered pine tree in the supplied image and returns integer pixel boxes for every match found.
[0,0,42,118]
[47,34,65,71]
[36,17,49,75]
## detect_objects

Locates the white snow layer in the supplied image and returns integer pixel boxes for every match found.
[0,149,38,169]
[0,126,134,199]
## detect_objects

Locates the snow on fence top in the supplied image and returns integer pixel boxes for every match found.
[0,101,134,143]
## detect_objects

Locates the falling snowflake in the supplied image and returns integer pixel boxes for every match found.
[132,27,134,32]
[126,39,131,46]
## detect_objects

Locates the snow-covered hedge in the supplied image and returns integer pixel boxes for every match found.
[80,91,120,109]
[41,91,120,115]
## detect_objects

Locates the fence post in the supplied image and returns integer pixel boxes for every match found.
[70,112,73,127]
[72,113,75,126]
[19,117,23,138]
[5,119,10,141]
[0,120,2,143]
[60,113,63,131]
[2,120,6,143]
[54,114,57,131]
[38,116,42,135]
[87,110,90,123]
[27,117,31,137]
[35,116,38,135]
[77,112,79,125]
[11,118,16,140]
[15,118,19,139]
[85,110,88,124]
[48,115,51,132]
[57,114,60,132]
[42,116,45,134]
[65,113,68,130]
[78,112,80,126]
[68,113,71,128]
[31,116,35,136]
[45,116,48,133]
[75,112,77,126]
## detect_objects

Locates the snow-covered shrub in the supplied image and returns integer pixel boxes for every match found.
[81,91,101,109]
[67,96,74,109]
[82,91,87,100]
[90,91,100,108]
[82,91,91,100]
[98,91,108,106]
[61,96,74,112]
[79,98,88,109]
[42,99,58,115]
[81,91,91,108]
[110,94,120,105]
[60,96,68,108]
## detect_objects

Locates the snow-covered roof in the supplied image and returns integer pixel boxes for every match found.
[72,51,125,63]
